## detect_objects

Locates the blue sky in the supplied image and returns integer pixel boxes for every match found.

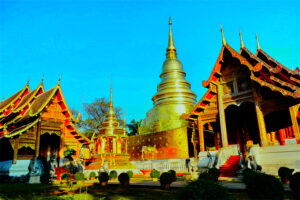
[0,0,299,122]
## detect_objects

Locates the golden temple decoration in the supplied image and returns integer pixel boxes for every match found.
[139,18,196,134]
[239,29,245,48]
[256,33,261,50]
[220,24,227,46]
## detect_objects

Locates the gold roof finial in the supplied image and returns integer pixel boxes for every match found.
[27,77,30,85]
[256,33,261,50]
[41,75,44,83]
[239,29,245,48]
[220,24,227,46]
[123,108,126,136]
[166,16,177,59]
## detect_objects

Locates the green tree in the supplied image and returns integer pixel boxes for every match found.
[127,119,142,136]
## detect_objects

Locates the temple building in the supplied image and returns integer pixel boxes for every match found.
[184,28,300,175]
[86,84,132,170]
[0,79,90,180]
[128,18,197,161]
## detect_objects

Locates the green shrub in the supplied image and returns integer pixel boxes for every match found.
[118,173,130,184]
[74,172,85,180]
[64,149,76,157]
[290,172,300,199]
[198,172,215,182]
[109,170,118,179]
[150,169,160,178]
[126,170,133,178]
[168,170,176,181]
[89,171,96,179]
[98,172,109,182]
[180,179,231,200]
[160,172,173,186]
[244,171,284,200]
[242,168,257,185]
[61,173,71,181]
[208,168,220,182]
[278,167,294,182]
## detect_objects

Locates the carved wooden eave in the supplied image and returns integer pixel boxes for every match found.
[0,83,30,118]
[4,118,39,138]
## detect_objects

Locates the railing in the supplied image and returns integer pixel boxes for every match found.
[214,144,239,168]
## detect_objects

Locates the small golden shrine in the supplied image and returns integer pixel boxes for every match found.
[86,84,132,169]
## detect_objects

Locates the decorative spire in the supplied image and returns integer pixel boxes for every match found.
[239,29,245,48]
[220,24,227,46]
[58,75,61,84]
[123,108,126,136]
[166,17,177,59]
[110,76,113,107]
[41,75,44,83]
[27,77,30,85]
[256,33,261,50]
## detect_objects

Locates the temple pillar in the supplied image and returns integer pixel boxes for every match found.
[125,139,128,154]
[59,125,65,164]
[217,83,228,147]
[289,104,300,144]
[253,88,268,147]
[197,118,205,152]
[101,138,105,153]
[35,121,41,158]
[113,138,116,153]
[13,137,20,164]
[193,142,198,160]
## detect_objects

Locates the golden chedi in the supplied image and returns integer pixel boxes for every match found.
[139,18,196,134]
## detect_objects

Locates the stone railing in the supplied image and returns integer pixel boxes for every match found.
[130,158,193,173]
[214,144,239,168]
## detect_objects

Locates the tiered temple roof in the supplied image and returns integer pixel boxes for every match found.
[184,28,300,121]
[0,80,90,143]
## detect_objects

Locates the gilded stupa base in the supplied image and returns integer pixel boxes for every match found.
[128,126,192,161]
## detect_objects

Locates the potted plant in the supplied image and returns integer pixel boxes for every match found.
[118,172,130,186]
[278,167,294,184]
[160,172,173,189]
[74,172,85,185]
[168,170,177,181]
[127,170,134,178]
[150,169,160,181]
[61,172,71,184]
[208,168,220,182]
[98,172,109,186]
[89,171,96,180]
[109,170,118,180]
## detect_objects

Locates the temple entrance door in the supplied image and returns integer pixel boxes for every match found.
[39,133,60,166]
[225,102,259,153]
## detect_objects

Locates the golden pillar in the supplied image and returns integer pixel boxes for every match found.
[13,137,20,164]
[197,118,205,152]
[289,104,300,144]
[217,83,228,147]
[253,88,268,146]
[35,120,41,158]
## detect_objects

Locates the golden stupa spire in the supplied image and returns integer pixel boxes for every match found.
[239,29,245,48]
[166,17,177,59]
[256,33,261,50]
[123,108,126,136]
[220,24,227,46]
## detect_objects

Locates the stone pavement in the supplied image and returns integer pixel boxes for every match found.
[108,179,291,191]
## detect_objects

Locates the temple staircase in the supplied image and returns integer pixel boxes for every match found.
[219,155,240,177]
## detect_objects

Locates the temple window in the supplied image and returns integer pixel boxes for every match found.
[237,78,250,93]
[223,81,234,95]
